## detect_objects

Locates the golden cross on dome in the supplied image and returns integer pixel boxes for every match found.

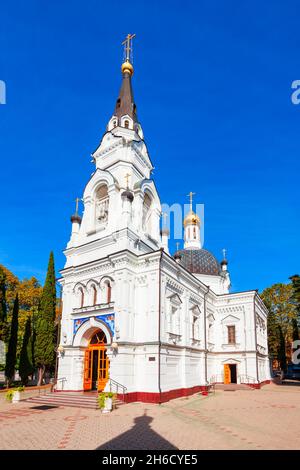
[75,197,81,214]
[122,34,136,62]
[187,191,196,211]
[124,173,131,188]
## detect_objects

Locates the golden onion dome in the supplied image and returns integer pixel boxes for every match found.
[121,60,134,76]
[183,210,200,227]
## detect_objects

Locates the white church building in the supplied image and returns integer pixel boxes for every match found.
[57,37,270,402]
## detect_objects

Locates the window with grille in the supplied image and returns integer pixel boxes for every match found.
[227,325,236,344]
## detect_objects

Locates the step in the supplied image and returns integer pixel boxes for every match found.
[25,393,125,410]
[214,383,253,391]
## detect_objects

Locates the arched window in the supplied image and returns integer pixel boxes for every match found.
[193,226,196,239]
[90,330,107,345]
[92,285,97,305]
[124,120,129,129]
[113,120,117,128]
[96,184,109,225]
[142,193,152,233]
[79,287,84,308]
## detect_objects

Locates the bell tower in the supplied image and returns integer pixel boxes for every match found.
[64,35,163,268]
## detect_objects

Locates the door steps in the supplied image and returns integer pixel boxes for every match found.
[25,392,125,409]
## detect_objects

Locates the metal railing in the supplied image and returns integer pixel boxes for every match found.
[209,374,224,384]
[107,378,127,402]
[51,377,67,392]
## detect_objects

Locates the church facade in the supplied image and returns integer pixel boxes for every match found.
[57,39,270,402]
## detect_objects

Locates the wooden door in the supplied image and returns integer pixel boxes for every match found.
[224,364,231,384]
[97,347,109,392]
[83,349,92,391]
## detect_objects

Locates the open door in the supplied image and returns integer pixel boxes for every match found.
[83,349,92,391]
[224,364,231,384]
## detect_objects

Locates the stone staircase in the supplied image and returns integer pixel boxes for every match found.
[214,383,254,391]
[25,391,125,409]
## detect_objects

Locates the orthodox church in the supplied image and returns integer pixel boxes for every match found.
[57,36,270,402]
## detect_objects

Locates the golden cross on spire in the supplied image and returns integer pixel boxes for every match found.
[122,34,136,62]
[187,191,196,211]
[124,173,131,188]
[75,197,81,215]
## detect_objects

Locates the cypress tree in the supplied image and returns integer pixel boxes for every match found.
[19,317,34,385]
[34,252,56,386]
[5,294,19,386]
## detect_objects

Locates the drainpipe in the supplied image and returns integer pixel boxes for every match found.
[158,249,163,403]
[203,286,210,385]
[253,293,259,384]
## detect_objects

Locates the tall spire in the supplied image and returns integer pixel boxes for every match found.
[113,34,138,124]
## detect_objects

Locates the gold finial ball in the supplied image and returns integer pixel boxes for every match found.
[121,60,134,76]
[183,211,200,228]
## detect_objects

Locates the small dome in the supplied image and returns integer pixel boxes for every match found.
[121,189,134,202]
[121,61,134,76]
[174,248,220,275]
[183,210,200,228]
[70,214,82,224]
[161,227,170,236]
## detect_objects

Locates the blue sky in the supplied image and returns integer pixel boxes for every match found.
[0,0,299,292]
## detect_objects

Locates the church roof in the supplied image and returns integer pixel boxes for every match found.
[174,248,220,276]
[113,68,137,123]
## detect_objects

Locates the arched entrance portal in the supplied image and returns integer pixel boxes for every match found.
[83,330,109,391]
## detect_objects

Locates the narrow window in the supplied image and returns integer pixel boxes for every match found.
[124,120,129,128]
[79,287,84,308]
[92,285,97,305]
[107,282,111,303]
[192,315,197,338]
[227,325,236,344]
[193,226,196,239]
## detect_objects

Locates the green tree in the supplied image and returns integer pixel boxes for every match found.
[0,267,7,343]
[289,274,300,317]
[34,252,56,385]
[19,317,34,385]
[266,307,280,360]
[5,294,19,386]
[261,283,297,362]
[278,325,287,373]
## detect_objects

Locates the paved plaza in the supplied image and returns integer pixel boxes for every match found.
[0,383,299,450]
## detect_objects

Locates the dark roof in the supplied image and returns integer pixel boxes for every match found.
[113,72,137,123]
[174,248,220,275]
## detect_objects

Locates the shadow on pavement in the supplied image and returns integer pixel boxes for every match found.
[96,412,178,450]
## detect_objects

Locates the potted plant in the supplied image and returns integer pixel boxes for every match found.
[5,386,25,403]
[98,391,115,413]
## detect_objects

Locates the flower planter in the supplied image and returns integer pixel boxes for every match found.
[12,391,21,403]
[101,397,113,413]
